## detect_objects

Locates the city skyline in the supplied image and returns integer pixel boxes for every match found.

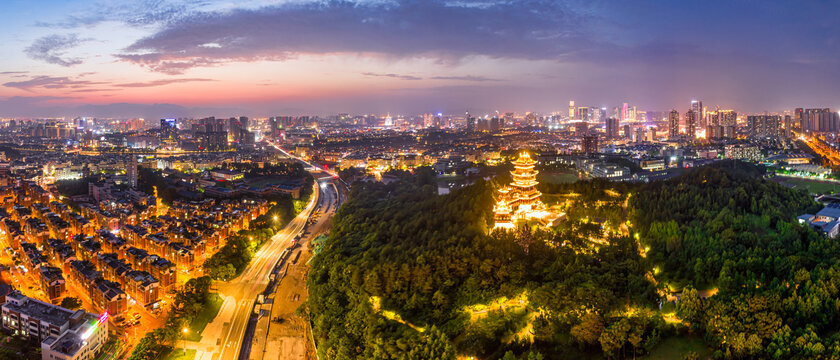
[0,0,838,118]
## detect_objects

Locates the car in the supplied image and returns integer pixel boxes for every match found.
[133,312,141,320]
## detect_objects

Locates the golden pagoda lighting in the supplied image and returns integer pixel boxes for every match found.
[493,152,562,229]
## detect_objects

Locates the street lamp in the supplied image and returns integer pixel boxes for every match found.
[273,215,278,222]
[182,327,189,354]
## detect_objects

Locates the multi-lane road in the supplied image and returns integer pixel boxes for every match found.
[189,172,343,360]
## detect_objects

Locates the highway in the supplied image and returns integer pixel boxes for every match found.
[209,178,322,360]
[188,144,346,360]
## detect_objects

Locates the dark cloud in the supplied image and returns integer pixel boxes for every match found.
[362,72,422,81]
[3,76,107,91]
[115,78,215,87]
[117,0,590,74]
[0,71,29,75]
[25,34,85,67]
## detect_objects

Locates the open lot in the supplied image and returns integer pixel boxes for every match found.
[775,177,839,195]
[539,170,580,184]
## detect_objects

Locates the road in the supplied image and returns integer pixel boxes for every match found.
[801,135,840,166]
[188,173,341,360]
[184,143,347,360]
[248,174,346,360]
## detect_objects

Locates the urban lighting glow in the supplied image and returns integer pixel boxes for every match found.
[81,312,109,340]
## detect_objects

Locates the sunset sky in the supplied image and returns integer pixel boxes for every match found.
[0,0,838,118]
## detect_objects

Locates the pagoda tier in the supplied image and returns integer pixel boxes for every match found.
[494,152,553,228]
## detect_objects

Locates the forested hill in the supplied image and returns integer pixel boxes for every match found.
[630,161,821,286]
[307,161,840,360]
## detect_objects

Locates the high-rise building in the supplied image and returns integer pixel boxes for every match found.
[794,108,803,131]
[581,135,598,154]
[685,109,697,139]
[784,115,793,139]
[718,110,736,127]
[621,103,629,121]
[599,108,607,123]
[623,124,631,139]
[569,101,576,119]
[668,110,680,139]
[606,117,620,139]
[193,117,227,150]
[748,115,782,140]
[159,118,178,147]
[691,100,703,118]
[466,112,475,132]
[228,116,250,144]
[575,122,588,136]
[126,156,138,188]
[578,107,590,122]
[800,108,839,133]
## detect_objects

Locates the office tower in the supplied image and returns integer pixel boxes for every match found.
[599,108,607,123]
[691,100,703,118]
[581,135,598,154]
[606,117,620,139]
[623,124,631,139]
[159,118,178,147]
[620,103,629,121]
[466,112,475,132]
[126,156,138,188]
[668,110,680,139]
[685,110,697,139]
[569,101,576,119]
[784,115,793,139]
[577,107,590,122]
[628,106,637,121]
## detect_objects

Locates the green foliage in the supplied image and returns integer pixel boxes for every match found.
[127,276,214,360]
[60,296,82,310]
[631,161,840,358]
[308,161,839,360]
[308,175,658,359]
[203,202,295,280]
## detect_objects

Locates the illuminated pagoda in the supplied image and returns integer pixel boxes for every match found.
[494,152,559,228]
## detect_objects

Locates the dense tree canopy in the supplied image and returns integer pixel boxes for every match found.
[308,161,840,359]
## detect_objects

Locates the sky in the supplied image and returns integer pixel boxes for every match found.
[0,0,838,119]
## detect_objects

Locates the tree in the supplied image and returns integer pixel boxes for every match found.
[599,319,630,359]
[571,313,605,345]
[676,287,705,329]
[60,297,83,310]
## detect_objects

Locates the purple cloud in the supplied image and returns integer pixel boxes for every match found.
[117,0,590,74]
[25,34,86,67]
[115,78,216,87]
[362,72,423,81]
[3,76,107,91]
[430,75,502,82]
